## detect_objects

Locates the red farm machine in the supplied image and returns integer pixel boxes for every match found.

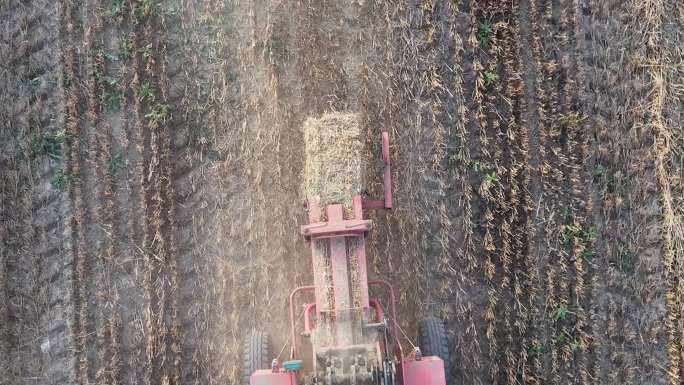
[243,125,451,385]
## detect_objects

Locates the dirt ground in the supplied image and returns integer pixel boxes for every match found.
[0,1,682,385]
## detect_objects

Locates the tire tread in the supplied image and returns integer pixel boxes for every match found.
[418,317,452,384]
[242,331,271,385]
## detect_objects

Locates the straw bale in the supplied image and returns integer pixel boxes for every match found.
[302,112,365,207]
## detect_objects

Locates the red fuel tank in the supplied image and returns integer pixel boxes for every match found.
[402,356,447,385]
[250,370,296,385]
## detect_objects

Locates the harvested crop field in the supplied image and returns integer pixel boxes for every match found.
[0,1,682,385]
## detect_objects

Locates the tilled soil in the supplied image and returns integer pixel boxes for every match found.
[0,1,682,385]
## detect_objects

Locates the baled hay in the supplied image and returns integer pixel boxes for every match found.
[303,112,365,206]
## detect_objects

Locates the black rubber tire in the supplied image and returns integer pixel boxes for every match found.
[242,330,271,385]
[417,317,451,384]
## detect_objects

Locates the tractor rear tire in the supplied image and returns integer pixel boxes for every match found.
[417,317,451,384]
[242,330,271,385]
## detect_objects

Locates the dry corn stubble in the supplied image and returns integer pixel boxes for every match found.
[2,1,684,385]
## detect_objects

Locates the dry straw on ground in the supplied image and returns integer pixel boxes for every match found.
[302,112,365,208]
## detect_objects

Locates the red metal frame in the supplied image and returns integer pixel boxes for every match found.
[368,299,384,321]
[265,130,445,384]
[353,195,370,307]
[300,299,383,343]
[288,280,404,361]
[368,280,404,360]
[363,131,393,210]
[300,219,371,239]
[288,285,315,359]
[303,303,316,336]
